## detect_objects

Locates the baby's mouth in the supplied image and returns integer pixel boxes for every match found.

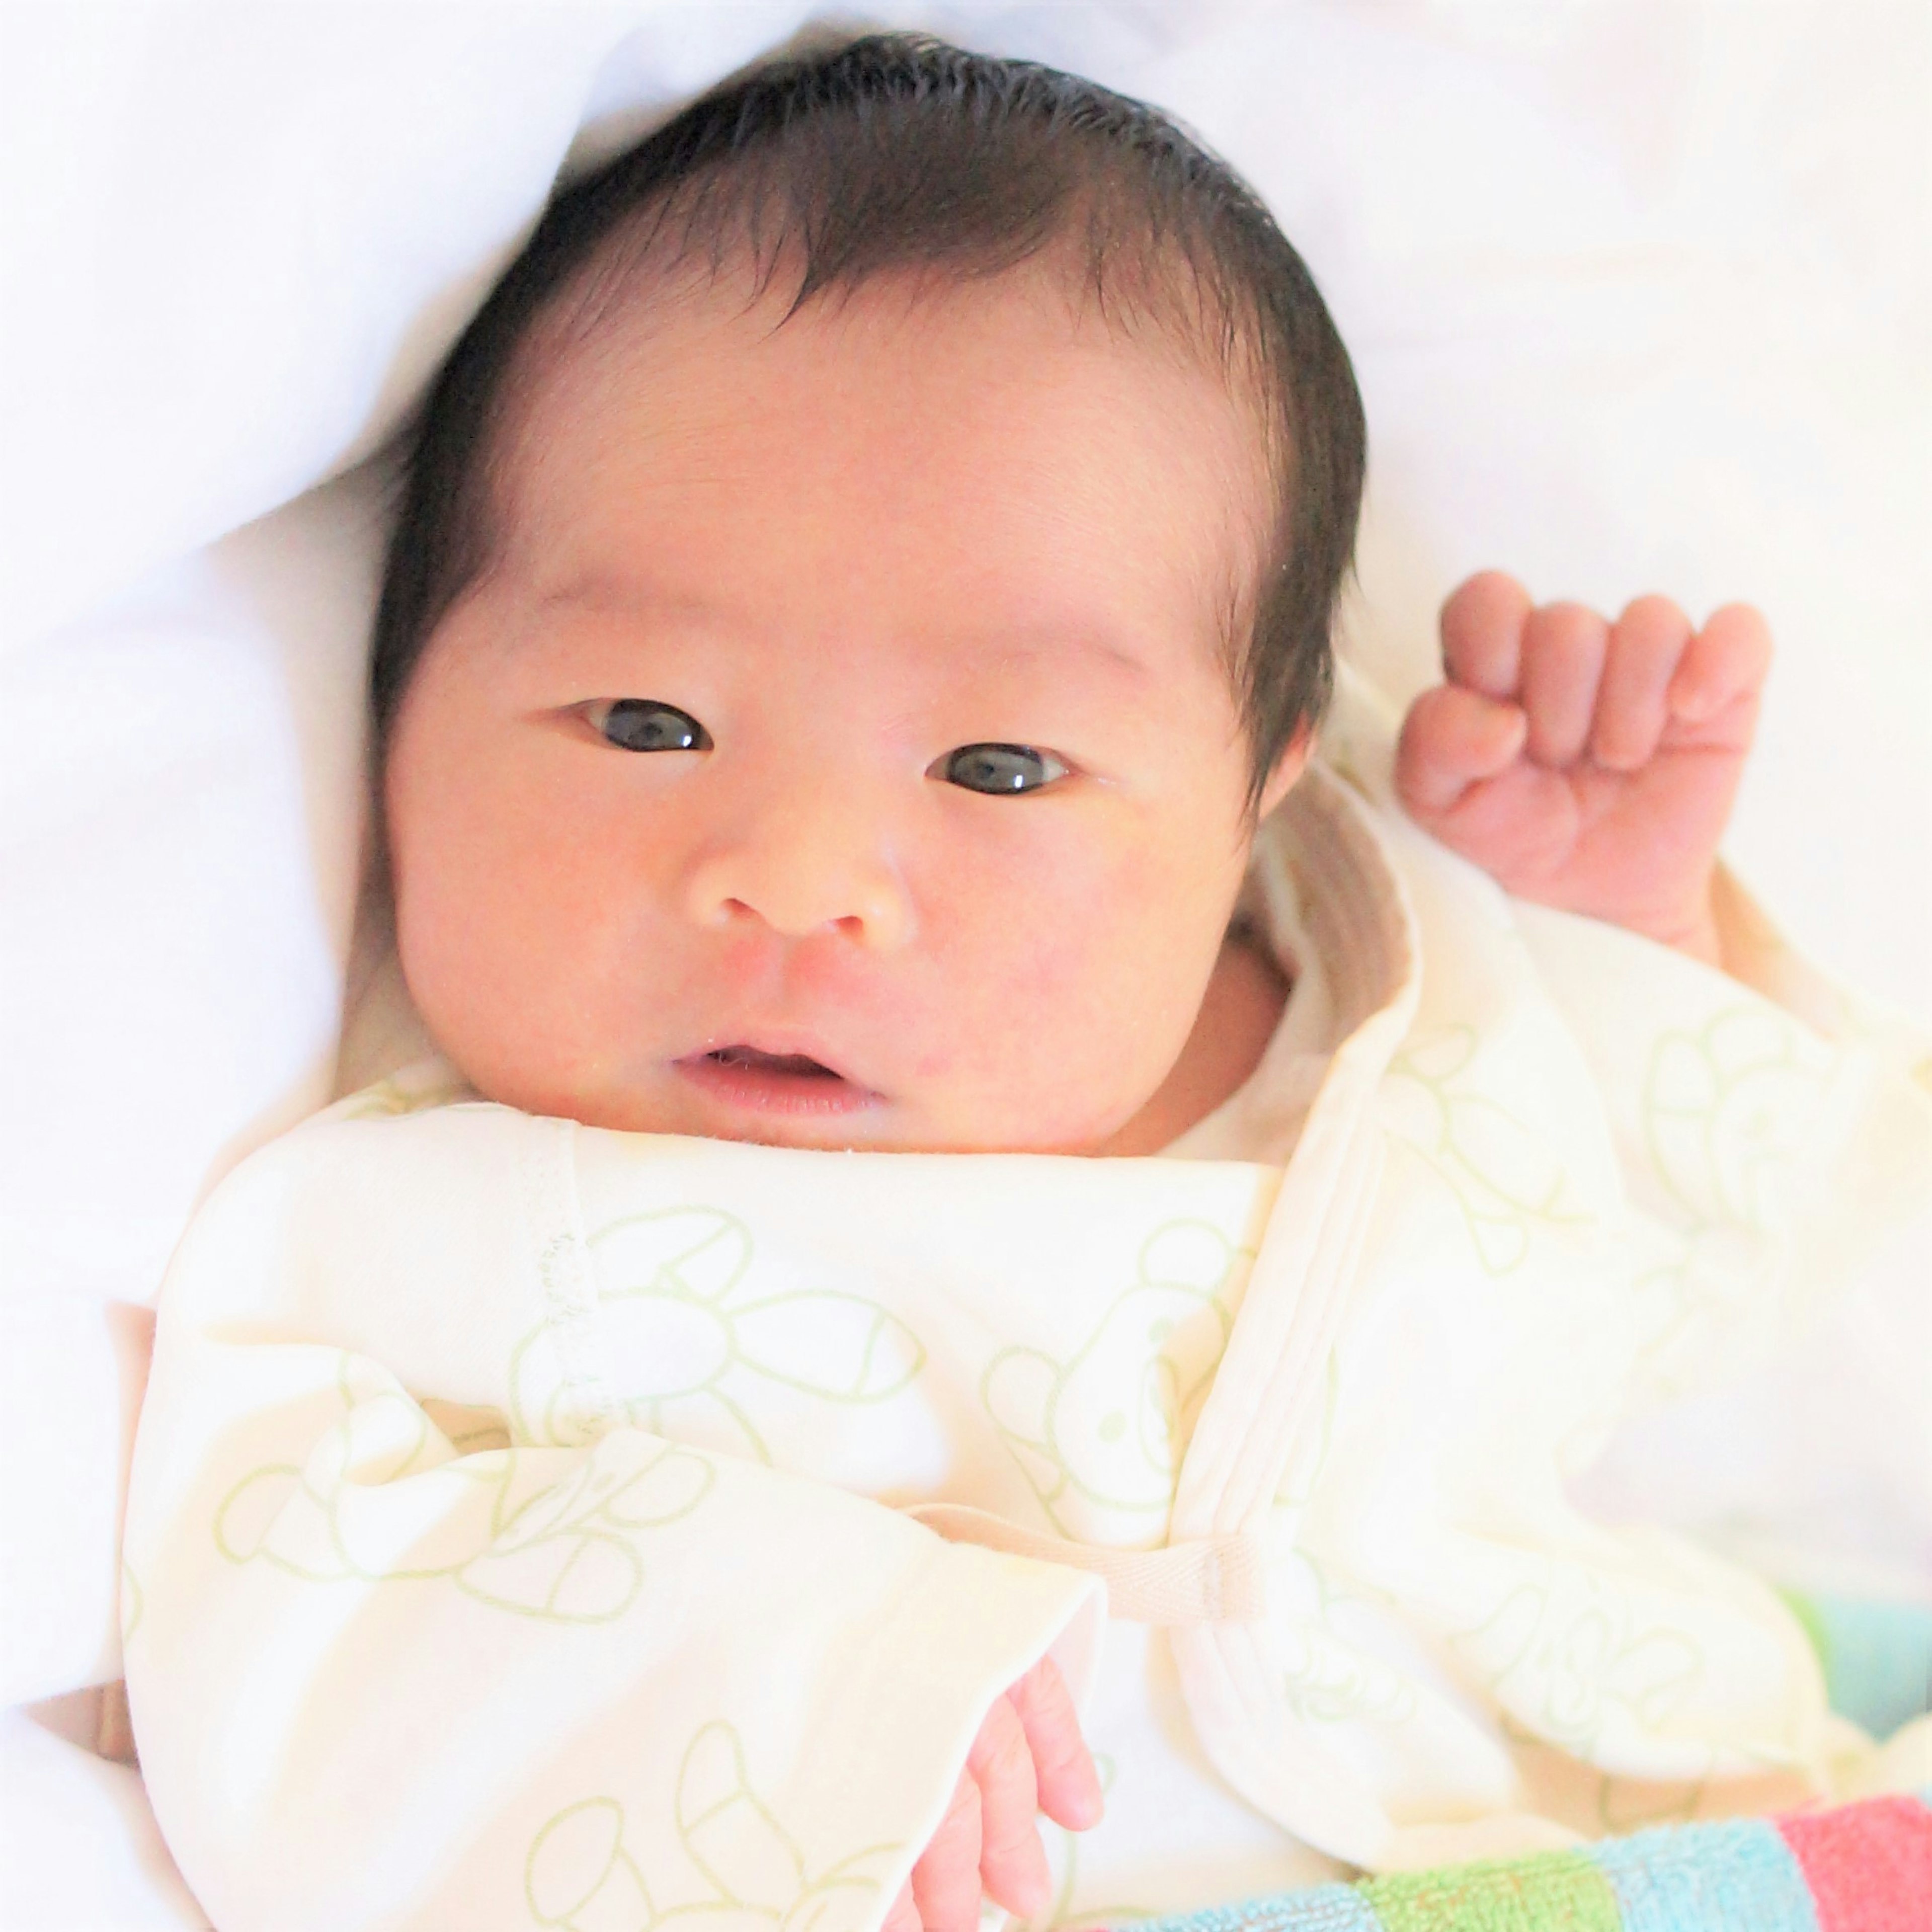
[674,1040,880,1118]
[705,1045,842,1079]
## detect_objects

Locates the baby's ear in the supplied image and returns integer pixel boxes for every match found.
[1255,721,1314,821]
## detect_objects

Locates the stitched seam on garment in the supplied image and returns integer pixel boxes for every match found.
[522,1114,617,1437]
[1238,1115,1388,1532]
[1174,1049,1403,1541]
[1170,768,1419,1541]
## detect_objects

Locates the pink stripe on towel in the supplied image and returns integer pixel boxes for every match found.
[1777,1795,1932,1932]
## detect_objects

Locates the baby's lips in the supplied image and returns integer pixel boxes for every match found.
[669,1031,894,1121]
[678,1024,896,1102]
[705,1042,844,1078]
[681,1024,854,1077]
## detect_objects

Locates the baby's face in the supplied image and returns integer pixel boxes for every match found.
[385,257,1294,1153]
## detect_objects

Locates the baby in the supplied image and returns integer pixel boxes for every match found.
[124,32,1930,1932]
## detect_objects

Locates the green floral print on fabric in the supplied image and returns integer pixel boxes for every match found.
[422,1396,515,1454]
[1642,1007,1836,1234]
[214,1353,713,1622]
[1497,1713,1709,1834]
[525,1721,901,1932]
[1624,1225,1770,1404]
[982,1219,1245,1546]
[1274,1549,1417,1728]
[1628,1006,1839,1395]
[511,1206,926,1463]
[1450,1561,1706,1760]
[1379,1026,1589,1274]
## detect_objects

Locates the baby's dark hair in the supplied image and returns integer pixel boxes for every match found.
[371,30,1365,804]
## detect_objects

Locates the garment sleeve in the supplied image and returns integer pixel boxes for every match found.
[120,1103,1102,1932]
[1512,866,1932,1404]
[1256,806,1931,1858]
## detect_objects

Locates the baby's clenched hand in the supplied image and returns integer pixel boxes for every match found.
[1395,571,1773,964]
[882,1655,1102,1932]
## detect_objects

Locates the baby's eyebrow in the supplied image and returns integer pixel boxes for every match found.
[532,574,719,625]
[973,628,1152,685]
[531,573,1155,681]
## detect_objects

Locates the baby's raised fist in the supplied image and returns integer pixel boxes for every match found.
[882,1655,1102,1932]
[1395,570,1773,963]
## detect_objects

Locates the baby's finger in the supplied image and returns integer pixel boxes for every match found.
[1395,684,1528,818]
[882,1881,921,1932]
[1591,595,1692,771]
[1008,1655,1103,1831]
[910,1771,983,1932]
[1520,601,1610,767]
[1440,571,1533,698]
[1668,603,1773,733]
[968,1695,1051,1918]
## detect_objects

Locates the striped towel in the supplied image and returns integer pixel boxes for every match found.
[1135,1593,1930,1932]
[1133,1790,1932,1932]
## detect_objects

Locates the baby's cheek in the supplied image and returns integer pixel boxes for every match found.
[940,854,1185,1134]
[400,772,631,1087]
[934,927,1086,1075]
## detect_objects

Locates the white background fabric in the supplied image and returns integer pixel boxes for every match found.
[2,3,1926,1925]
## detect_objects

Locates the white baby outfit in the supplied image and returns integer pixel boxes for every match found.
[122,682,1932,1932]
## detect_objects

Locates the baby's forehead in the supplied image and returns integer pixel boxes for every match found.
[482,248,1274,684]
[506,242,1275,572]
[512,216,1275,449]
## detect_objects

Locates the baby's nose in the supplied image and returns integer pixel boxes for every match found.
[681,787,916,950]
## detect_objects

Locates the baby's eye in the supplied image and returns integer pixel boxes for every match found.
[594,700,711,753]
[932,743,1069,795]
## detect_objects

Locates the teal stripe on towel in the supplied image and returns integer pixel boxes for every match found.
[1591,1816,1818,1932]
[1803,1594,1932,1739]
[1133,1887,1381,1931]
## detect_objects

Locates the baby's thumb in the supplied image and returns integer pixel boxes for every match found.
[1396,683,1527,818]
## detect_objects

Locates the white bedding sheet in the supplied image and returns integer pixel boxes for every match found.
[3,4,1925,1925]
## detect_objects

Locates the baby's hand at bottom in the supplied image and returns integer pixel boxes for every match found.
[882,1655,1103,1932]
